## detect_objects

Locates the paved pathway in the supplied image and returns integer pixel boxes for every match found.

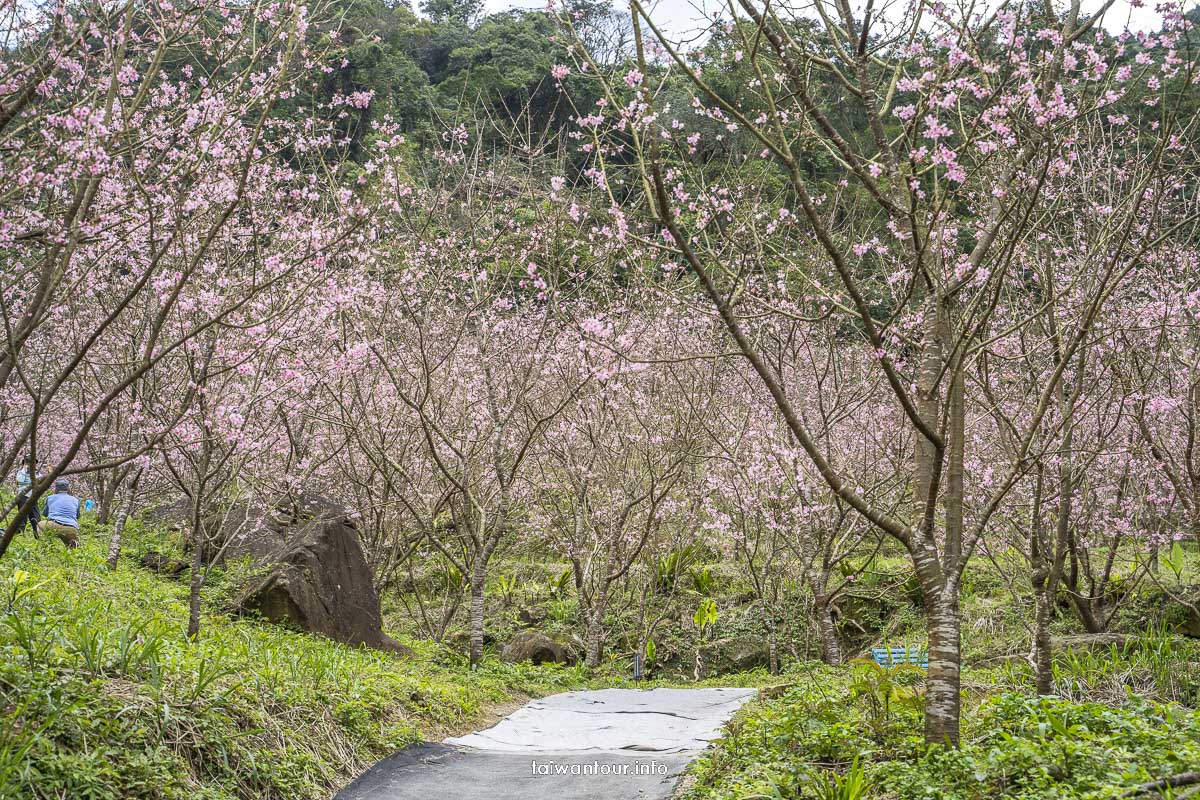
[336,687,755,800]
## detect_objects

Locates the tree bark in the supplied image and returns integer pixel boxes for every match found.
[916,304,964,747]
[1065,528,1106,633]
[584,590,609,669]
[1032,582,1055,694]
[813,592,842,666]
[187,526,203,639]
[1035,448,1072,693]
[923,587,962,746]
[106,467,142,571]
[585,617,605,669]
[1068,593,1105,633]
[469,556,487,668]
[767,621,779,675]
[96,472,122,526]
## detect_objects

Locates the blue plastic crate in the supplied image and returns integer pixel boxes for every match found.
[870,647,929,669]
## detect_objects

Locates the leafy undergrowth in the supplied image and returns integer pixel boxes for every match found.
[0,525,603,800]
[683,650,1200,800]
[1047,628,1200,708]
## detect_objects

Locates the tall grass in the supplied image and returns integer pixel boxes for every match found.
[1051,624,1200,707]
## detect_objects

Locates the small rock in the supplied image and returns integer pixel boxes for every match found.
[501,631,570,665]
[518,607,545,626]
[139,551,189,577]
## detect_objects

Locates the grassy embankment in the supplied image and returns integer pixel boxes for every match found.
[0,512,717,800]
[5,502,1197,800]
[682,548,1200,800]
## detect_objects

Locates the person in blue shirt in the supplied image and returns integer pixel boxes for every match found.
[38,478,80,548]
[14,455,42,536]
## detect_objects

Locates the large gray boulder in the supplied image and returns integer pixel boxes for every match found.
[233,495,410,656]
[140,498,285,565]
[208,502,288,564]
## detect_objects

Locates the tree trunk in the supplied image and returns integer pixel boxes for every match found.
[924,590,962,746]
[806,569,842,666]
[766,621,779,675]
[1032,580,1055,694]
[1030,470,1053,694]
[584,591,608,669]
[1064,531,1105,633]
[96,478,119,526]
[1036,438,1072,694]
[1069,593,1104,633]
[908,300,963,745]
[585,618,605,669]
[437,593,463,642]
[814,594,842,666]
[106,468,142,571]
[469,556,487,668]
[187,530,203,639]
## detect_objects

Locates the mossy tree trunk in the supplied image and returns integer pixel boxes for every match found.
[810,582,842,667]
[585,608,606,669]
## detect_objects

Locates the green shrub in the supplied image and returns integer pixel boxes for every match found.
[877,695,1200,800]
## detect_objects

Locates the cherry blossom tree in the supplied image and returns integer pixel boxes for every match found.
[703,360,898,667]
[561,0,1200,744]
[534,343,714,668]
[1118,245,1200,546]
[0,0,378,558]
[316,122,596,665]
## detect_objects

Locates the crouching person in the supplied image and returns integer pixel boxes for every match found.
[38,478,80,548]
[15,455,42,536]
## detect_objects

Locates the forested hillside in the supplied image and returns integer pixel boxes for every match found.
[2,0,1200,797]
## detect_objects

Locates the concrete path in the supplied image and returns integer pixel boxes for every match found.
[335,687,755,800]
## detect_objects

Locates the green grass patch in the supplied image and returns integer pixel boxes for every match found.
[683,649,1200,800]
[0,525,595,800]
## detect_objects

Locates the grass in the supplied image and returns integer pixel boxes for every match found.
[677,543,1200,800]
[682,635,1200,800]
[0,515,774,800]
[0,519,601,800]
[1047,625,1200,706]
[3,506,1196,800]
